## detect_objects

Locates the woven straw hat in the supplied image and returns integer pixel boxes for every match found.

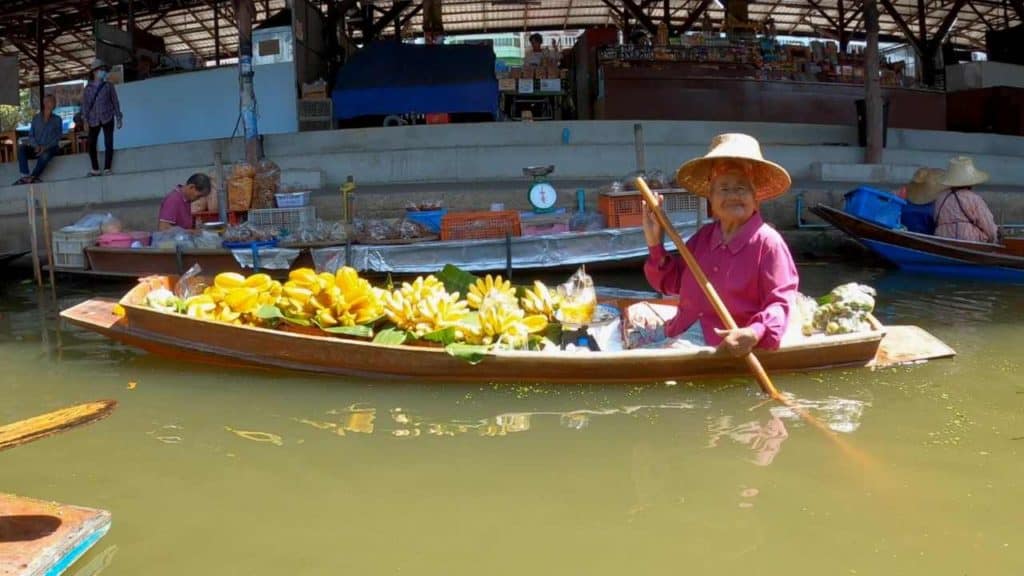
[675,133,791,201]
[941,156,989,188]
[905,167,947,204]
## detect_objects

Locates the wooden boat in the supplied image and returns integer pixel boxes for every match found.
[60,276,955,384]
[0,251,28,268]
[811,204,1024,281]
[0,493,111,576]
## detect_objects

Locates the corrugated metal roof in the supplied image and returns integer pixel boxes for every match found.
[0,0,1018,87]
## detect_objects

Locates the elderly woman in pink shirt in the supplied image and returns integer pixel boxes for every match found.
[634,133,799,357]
[933,156,999,244]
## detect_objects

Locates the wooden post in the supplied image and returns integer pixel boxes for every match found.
[236,0,259,165]
[215,151,227,223]
[215,0,222,65]
[35,4,45,111]
[864,0,883,163]
[38,186,57,294]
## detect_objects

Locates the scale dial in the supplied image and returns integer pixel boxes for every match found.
[528,182,558,211]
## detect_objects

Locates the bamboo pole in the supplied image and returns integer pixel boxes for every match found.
[0,400,117,452]
[37,185,57,295]
[633,123,646,174]
[26,186,42,286]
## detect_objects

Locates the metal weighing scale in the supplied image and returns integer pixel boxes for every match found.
[524,165,557,213]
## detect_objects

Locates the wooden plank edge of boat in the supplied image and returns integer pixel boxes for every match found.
[59,292,956,384]
[0,493,111,576]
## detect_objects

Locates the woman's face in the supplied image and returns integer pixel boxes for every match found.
[709,169,757,226]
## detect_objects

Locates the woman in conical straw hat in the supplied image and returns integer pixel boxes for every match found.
[933,156,998,243]
[630,133,799,356]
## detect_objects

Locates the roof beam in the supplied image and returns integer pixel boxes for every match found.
[879,0,926,53]
[619,0,659,32]
[967,0,994,28]
[1008,0,1024,19]
[933,0,969,41]
[678,0,713,32]
[805,0,840,29]
[368,0,412,38]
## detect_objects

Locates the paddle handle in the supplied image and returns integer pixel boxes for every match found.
[635,177,782,400]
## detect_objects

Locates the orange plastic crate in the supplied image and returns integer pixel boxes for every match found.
[440,211,522,241]
[598,191,700,228]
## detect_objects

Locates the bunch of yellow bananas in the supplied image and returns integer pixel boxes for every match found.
[278,267,384,328]
[185,272,282,325]
[383,275,468,337]
[519,280,561,321]
[467,274,517,310]
[465,301,548,349]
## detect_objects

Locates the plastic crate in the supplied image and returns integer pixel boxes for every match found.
[598,190,700,228]
[247,206,317,233]
[405,208,447,233]
[521,211,571,236]
[440,211,522,241]
[53,227,100,269]
[844,186,906,229]
[275,191,311,208]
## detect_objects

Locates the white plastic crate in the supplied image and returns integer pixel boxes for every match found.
[247,206,316,233]
[275,191,311,208]
[52,227,100,269]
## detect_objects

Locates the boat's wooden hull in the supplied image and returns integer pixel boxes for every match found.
[0,493,111,576]
[60,290,954,384]
[84,246,316,278]
[811,204,1024,281]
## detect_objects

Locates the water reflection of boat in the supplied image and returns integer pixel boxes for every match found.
[61,276,956,384]
[811,204,1024,281]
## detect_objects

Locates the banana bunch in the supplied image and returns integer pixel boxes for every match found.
[383,275,468,337]
[465,301,548,349]
[467,274,517,310]
[278,267,384,327]
[185,272,283,325]
[519,280,561,321]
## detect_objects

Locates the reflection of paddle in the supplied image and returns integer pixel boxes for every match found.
[0,400,117,452]
[635,177,782,399]
[636,177,872,462]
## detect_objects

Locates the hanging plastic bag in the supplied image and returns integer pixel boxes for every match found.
[252,157,281,209]
[228,162,255,211]
[174,263,207,299]
[556,266,597,325]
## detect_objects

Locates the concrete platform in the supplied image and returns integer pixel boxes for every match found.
[1,120,1021,255]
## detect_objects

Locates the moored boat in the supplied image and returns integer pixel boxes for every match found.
[811,204,1024,281]
[60,275,955,384]
[0,493,111,576]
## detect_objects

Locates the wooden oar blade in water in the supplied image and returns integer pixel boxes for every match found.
[0,400,117,452]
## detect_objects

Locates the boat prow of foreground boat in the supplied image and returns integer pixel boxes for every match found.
[60,275,955,384]
[811,204,1024,281]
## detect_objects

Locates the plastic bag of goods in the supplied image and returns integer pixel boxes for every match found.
[252,157,281,210]
[151,226,196,249]
[67,212,115,232]
[556,266,597,325]
[228,162,255,211]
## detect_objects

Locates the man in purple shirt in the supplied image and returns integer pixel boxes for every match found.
[158,173,211,230]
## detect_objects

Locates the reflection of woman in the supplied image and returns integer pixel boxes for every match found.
[636,133,799,356]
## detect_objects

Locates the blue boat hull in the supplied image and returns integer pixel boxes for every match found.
[862,239,1024,281]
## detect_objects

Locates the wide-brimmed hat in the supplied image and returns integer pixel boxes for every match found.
[941,156,988,188]
[675,133,791,201]
[905,167,947,204]
[89,58,109,71]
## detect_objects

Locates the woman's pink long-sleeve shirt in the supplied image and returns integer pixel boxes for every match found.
[644,212,799,350]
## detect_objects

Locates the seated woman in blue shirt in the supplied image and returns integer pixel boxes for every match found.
[899,167,945,235]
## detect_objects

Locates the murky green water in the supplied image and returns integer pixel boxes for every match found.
[2,265,1023,575]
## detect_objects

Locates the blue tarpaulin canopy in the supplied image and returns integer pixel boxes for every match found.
[331,42,498,120]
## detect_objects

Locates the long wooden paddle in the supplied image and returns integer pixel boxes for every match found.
[0,400,117,452]
[635,177,781,399]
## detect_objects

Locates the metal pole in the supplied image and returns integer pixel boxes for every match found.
[215,151,228,223]
[633,123,645,174]
[864,0,883,163]
[237,0,260,165]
